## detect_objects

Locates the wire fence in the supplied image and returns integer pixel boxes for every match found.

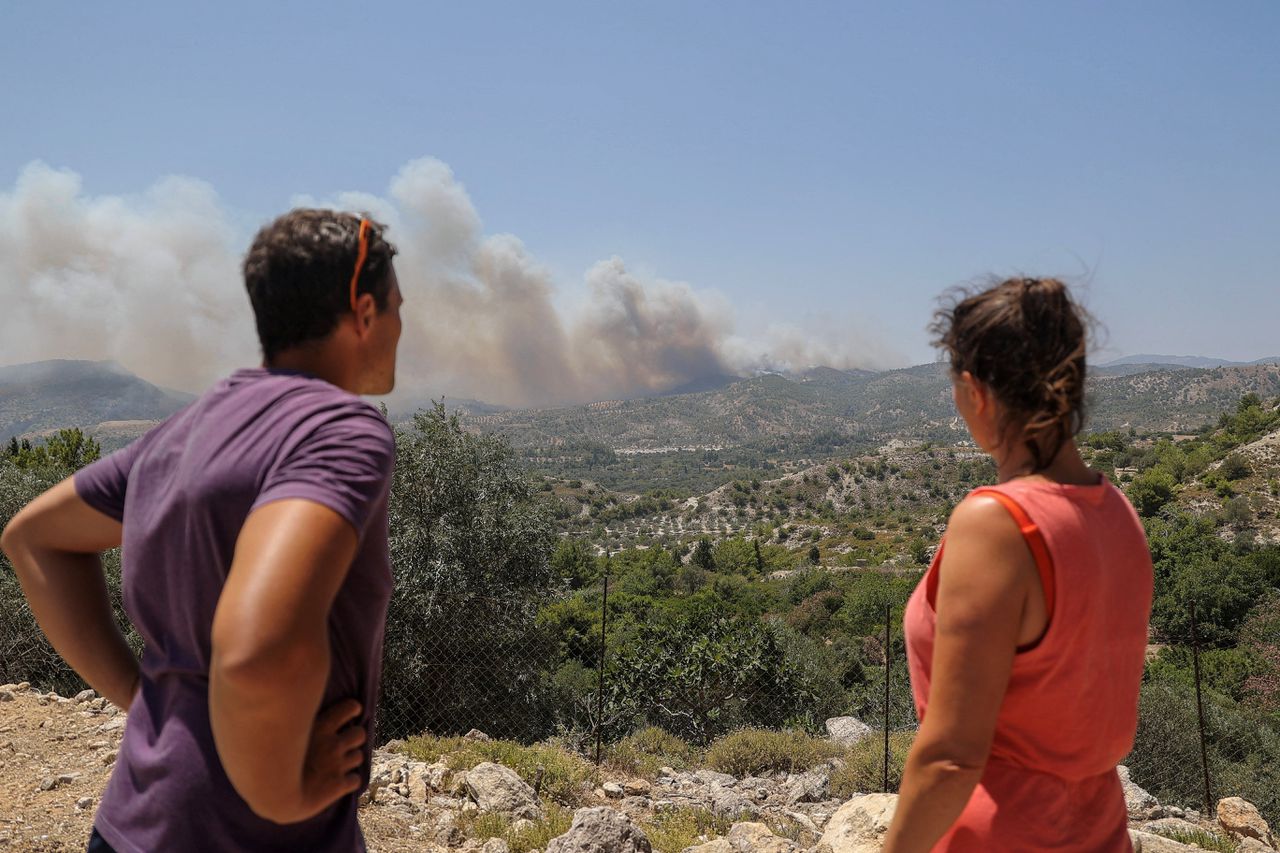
[2,568,1277,816]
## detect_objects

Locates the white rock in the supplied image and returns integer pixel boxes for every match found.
[464,762,544,820]
[725,821,800,852]
[546,807,652,853]
[74,689,96,703]
[817,793,897,853]
[1116,765,1159,818]
[602,781,625,798]
[825,717,874,746]
[1129,829,1204,852]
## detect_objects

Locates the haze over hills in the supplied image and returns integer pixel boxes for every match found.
[7,357,1280,460]
[1100,354,1280,370]
[0,360,192,444]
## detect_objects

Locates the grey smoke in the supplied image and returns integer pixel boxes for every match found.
[1,157,896,406]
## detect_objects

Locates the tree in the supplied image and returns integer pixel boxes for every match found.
[1127,469,1176,517]
[379,403,557,740]
[7,429,101,471]
[606,615,815,744]
[691,537,716,572]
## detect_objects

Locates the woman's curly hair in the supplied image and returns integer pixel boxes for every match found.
[930,276,1091,471]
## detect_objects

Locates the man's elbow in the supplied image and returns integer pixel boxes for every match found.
[1,514,27,562]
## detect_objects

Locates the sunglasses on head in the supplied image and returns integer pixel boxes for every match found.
[349,218,371,314]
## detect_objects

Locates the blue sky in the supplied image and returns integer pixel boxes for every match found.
[2,1,1278,372]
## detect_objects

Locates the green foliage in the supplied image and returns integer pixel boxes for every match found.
[1149,827,1236,853]
[4,428,101,471]
[640,808,736,853]
[829,731,916,797]
[691,537,716,572]
[1146,512,1278,647]
[1220,453,1252,481]
[1,441,136,693]
[712,536,758,575]
[381,403,558,740]
[606,615,818,744]
[1128,468,1177,517]
[1129,675,1280,826]
[704,728,845,776]
[459,804,574,853]
[607,726,699,777]
[398,734,598,804]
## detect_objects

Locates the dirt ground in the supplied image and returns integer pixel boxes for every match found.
[0,683,434,852]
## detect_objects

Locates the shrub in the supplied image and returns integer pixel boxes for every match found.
[459,804,574,853]
[1150,827,1235,853]
[608,727,699,777]
[705,728,844,777]
[381,404,558,741]
[641,808,735,853]
[398,735,598,804]
[830,731,915,797]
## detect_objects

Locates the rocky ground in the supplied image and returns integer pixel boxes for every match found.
[2,682,1275,852]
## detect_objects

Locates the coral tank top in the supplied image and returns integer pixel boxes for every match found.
[904,477,1153,851]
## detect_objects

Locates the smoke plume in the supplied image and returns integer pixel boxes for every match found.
[0,158,894,406]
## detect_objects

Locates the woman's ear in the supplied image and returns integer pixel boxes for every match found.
[957,370,989,416]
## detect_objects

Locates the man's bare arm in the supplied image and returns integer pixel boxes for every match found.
[1,478,139,710]
[209,498,366,825]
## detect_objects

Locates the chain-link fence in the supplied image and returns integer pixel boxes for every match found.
[2,567,1276,816]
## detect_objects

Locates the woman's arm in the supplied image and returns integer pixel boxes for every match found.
[882,495,1039,853]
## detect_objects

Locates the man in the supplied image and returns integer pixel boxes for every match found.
[1,209,404,851]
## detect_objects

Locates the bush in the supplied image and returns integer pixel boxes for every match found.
[830,731,915,797]
[640,808,735,853]
[380,404,558,741]
[459,804,574,853]
[398,734,598,804]
[1,449,140,694]
[704,728,845,777]
[606,615,819,744]
[608,726,699,777]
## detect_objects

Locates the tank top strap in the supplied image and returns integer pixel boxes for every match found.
[970,486,1056,628]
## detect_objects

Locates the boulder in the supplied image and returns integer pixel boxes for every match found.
[681,840,731,853]
[546,806,652,853]
[1116,765,1160,818]
[724,821,801,852]
[624,779,652,796]
[817,793,897,853]
[710,789,756,819]
[825,717,874,746]
[464,762,544,820]
[481,839,511,853]
[1217,797,1274,847]
[786,765,832,805]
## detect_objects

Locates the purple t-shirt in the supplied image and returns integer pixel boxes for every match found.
[75,367,395,853]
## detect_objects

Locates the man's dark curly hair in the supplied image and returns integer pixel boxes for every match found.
[243,209,398,361]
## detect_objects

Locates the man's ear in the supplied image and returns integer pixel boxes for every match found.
[353,293,378,336]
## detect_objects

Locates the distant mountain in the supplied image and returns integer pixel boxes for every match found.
[462,361,1280,451]
[1101,354,1280,370]
[8,359,1280,458]
[0,360,193,443]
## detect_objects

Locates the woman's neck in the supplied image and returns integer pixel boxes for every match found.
[993,438,1098,486]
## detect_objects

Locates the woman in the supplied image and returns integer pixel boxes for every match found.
[883,277,1153,852]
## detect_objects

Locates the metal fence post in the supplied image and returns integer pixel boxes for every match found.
[594,573,610,765]
[883,601,891,793]
[1189,600,1213,814]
